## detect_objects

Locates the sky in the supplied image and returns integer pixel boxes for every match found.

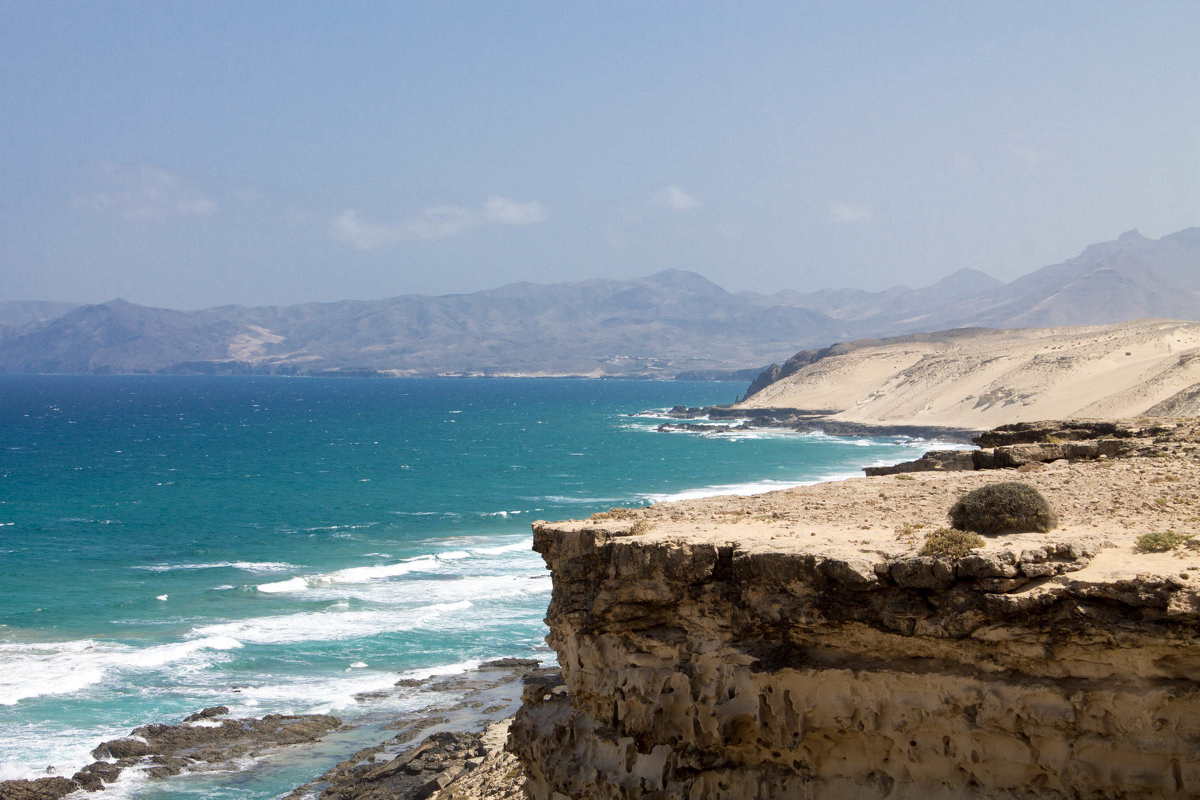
[1,0,1198,310]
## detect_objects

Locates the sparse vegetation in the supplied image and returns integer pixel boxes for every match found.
[949,482,1057,535]
[629,520,652,535]
[894,521,926,546]
[919,527,985,558]
[590,507,639,521]
[1135,530,1193,552]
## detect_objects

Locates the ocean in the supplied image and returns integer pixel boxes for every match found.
[0,376,943,797]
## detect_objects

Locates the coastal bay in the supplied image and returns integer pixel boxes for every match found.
[0,376,941,798]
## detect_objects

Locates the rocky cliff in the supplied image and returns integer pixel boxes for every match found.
[510,419,1200,798]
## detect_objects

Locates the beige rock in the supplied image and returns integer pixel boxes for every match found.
[511,437,1200,799]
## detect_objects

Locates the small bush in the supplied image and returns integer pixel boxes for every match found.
[628,520,652,535]
[919,527,985,558]
[949,482,1056,535]
[1135,530,1192,553]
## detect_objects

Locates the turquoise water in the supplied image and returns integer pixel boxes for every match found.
[0,376,938,796]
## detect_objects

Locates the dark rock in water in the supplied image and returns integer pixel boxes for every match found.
[656,422,753,434]
[90,736,154,760]
[4,710,342,800]
[183,705,229,723]
[314,730,487,800]
[479,658,541,670]
[864,450,976,476]
[141,755,195,779]
[70,760,122,791]
[0,776,79,800]
[81,711,342,787]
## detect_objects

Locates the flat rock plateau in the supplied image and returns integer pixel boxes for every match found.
[510,417,1200,799]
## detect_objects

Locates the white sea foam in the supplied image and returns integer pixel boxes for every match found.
[78,764,149,800]
[255,576,310,594]
[0,716,113,782]
[223,658,484,718]
[641,479,808,503]
[473,540,532,555]
[134,561,296,573]
[186,718,225,728]
[640,469,873,504]
[299,573,552,608]
[534,495,624,505]
[189,600,475,645]
[256,555,440,593]
[0,636,243,706]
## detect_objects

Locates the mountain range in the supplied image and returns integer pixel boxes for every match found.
[1,227,1198,378]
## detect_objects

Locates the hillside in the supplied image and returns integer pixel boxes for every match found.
[0,272,840,377]
[782,227,1200,334]
[1,227,1198,377]
[738,319,1200,429]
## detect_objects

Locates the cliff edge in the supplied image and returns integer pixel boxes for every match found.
[511,417,1200,799]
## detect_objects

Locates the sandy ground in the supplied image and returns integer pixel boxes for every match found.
[739,319,1200,429]
[566,449,1200,584]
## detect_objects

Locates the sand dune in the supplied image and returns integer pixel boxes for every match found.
[738,319,1200,429]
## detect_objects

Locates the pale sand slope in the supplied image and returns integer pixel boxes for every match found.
[738,318,1200,429]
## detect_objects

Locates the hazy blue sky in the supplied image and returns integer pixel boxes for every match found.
[2,1,1198,309]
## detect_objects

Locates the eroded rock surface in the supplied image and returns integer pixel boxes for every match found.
[0,711,341,799]
[510,425,1200,799]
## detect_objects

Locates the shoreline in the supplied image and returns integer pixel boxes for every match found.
[0,411,1002,800]
[0,660,540,800]
[657,404,982,443]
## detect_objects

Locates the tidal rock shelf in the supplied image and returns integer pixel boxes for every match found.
[510,418,1200,799]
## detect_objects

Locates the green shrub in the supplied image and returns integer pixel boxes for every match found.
[1135,530,1192,553]
[949,482,1056,535]
[919,527,985,558]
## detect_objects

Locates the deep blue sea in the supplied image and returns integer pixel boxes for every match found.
[0,376,942,797]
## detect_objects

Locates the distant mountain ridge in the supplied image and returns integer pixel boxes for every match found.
[1,227,1198,378]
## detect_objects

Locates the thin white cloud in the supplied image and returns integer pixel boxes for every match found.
[482,196,547,225]
[76,163,216,221]
[333,196,547,250]
[651,185,699,211]
[828,200,873,224]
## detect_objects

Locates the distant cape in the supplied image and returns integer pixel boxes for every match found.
[739,318,1200,429]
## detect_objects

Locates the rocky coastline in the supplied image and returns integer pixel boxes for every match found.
[0,660,538,800]
[655,405,981,443]
[9,415,1200,800]
[509,416,1200,799]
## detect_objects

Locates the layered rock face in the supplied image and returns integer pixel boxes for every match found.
[510,428,1200,799]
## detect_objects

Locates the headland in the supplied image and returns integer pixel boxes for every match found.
[510,416,1200,798]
